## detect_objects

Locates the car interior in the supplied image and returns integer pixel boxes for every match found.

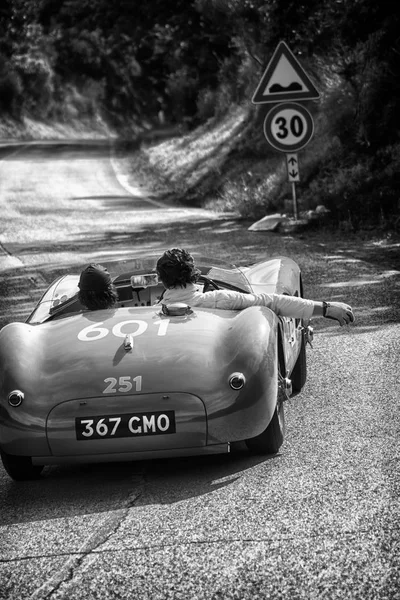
[28,267,248,324]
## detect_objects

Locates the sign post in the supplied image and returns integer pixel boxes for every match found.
[263,102,314,218]
[252,41,320,223]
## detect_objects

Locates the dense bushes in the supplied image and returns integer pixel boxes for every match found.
[0,0,398,226]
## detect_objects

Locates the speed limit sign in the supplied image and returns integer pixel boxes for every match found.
[263,102,314,152]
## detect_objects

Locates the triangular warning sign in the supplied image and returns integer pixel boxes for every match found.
[252,41,320,104]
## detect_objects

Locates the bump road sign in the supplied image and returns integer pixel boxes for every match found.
[252,41,320,104]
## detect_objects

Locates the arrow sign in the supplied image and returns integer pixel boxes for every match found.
[252,41,320,104]
[286,153,300,182]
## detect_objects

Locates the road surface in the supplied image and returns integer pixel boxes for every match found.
[0,141,399,600]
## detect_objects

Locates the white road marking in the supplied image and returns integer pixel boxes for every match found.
[109,143,170,208]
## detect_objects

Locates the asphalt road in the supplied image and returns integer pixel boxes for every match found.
[0,141,399,600]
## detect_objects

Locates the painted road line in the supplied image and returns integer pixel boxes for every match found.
[109,143,170,209]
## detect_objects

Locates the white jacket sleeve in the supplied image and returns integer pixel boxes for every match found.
[196,290,314,319]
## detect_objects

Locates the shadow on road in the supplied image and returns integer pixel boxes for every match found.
[0,139,141,162]
[0,446,274,526]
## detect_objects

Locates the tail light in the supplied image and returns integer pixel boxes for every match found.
[229,373,246,390]
[8,390,24,407]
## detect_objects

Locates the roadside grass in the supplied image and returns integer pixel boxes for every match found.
[139,105,251,205]
[133,102,338,220]
[134,99,399,231]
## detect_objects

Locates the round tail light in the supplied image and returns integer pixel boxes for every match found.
[229,373,246,390]
[8,390,24,407]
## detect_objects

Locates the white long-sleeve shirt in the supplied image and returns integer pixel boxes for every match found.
[158,283,314,320]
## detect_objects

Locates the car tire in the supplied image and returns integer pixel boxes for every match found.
[1,451,44,481]
[291,328,307,395]
[245,383,286,455]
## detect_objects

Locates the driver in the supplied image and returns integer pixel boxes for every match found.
[156,248,354,326]
[78,263,118,310]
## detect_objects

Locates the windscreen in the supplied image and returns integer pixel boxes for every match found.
[28,275,80,323]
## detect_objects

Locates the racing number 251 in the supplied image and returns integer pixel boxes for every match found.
[103,375,142,394]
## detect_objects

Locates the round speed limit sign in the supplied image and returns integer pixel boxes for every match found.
[263,102,314,152]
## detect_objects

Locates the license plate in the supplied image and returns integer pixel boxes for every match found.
[75,410,176,440]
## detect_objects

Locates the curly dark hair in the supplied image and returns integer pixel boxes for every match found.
[78,287,118,311]
[156,248,201,288]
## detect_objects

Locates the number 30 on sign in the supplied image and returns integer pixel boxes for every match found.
[263,102,314,153]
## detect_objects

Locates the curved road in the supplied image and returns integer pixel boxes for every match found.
[0,142,399,600]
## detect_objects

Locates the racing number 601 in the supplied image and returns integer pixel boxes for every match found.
[78,319,170,342]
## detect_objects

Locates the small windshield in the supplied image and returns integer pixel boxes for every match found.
[27,254,252,324]
[28,275,80,323]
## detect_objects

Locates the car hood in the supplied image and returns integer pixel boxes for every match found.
[0,306,277,404]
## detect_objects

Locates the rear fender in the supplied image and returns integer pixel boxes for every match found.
[0,323,50,455]
[207,306,279,443]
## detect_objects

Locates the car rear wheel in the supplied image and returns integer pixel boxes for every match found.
[1,451,44,481]
[245,382,286,455]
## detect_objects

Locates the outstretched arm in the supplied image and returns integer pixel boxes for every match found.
[174,287,355,326]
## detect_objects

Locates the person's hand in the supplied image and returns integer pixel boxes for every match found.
[323,301,354,326]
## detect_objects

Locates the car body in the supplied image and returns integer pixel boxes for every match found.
[0,253,310,480]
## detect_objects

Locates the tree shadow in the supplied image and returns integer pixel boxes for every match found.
[0,140,118,162]
[1,224,399,330]
[305,231,400,271]
[0,218,244,327]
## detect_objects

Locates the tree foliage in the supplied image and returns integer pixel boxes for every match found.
[0,0,398,134]
[0,0,398,223]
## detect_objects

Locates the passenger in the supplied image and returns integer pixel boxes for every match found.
[78,263,118,310]
[156,248,354,326]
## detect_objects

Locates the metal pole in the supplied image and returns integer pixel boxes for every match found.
[292,182,298,220]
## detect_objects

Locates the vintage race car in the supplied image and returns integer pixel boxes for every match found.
[0,253,312,480]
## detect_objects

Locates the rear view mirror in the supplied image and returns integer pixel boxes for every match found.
[130,274,159,288]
